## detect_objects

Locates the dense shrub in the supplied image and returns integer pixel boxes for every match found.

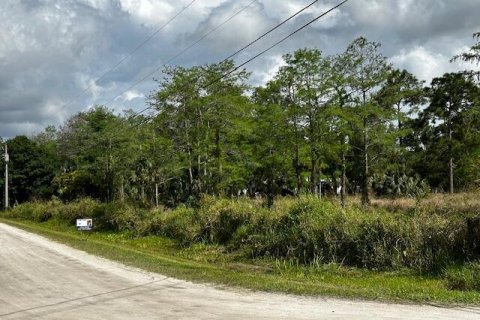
[4,198,107,227]
[443,262,480,291]
[3,195,480,272]
[57,198,103,224]
[107,202,146,233]
[159,206,200,245]
[222,196,477,271]
[243,198,417,269]
[4,201,58,222]
[196,196,253,244]
[372,173,430,199]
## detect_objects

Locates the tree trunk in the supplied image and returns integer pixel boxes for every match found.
[266,148,275,208]
[106,138,112,203]
[155,183,159,207]
[361,91,370,205]
[120,176,125,202]
[215,128,222,178]
[294,145,301,195]
[338,91,347,208]
[341,150,346,208]
[197,154,202,194]
[397,103,406,175]
[309,112,318,196]
[449,157,454,194]
[205,121,210,181]
[310,158,317,196]
[361,126,370,205]
[319,174,322,199]
[293,118,301,195]
[187,145,194,194]
[448,103,454,194]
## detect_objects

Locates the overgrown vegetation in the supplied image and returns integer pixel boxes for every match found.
[443,263,480,292]
[1,34,479,208]
[1,32,480,303]
[3,195,480,298]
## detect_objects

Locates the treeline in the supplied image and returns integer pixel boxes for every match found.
[1,35,479,207]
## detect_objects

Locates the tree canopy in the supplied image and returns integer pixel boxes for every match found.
[1,34,480,208]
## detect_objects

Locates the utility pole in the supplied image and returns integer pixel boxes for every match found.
[3,144,8,210]
[155,183,159,207]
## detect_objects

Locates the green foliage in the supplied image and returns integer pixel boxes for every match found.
[57,106,127,202]
[443,262,480,291]
[243,198,417,270]
[148,61,252,201]
[452,32,480,78]
[159,206,200,245]
[2,33,480,210]
[196,196,251,244]
[372,173,430,198]
[415,72,480,192]
[52,170,99,200]
[2,135,59,204]
[5,218,480,303]
[3,201,57,222]
[6,196,480,273]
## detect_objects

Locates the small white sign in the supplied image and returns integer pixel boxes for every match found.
[76,219,93,231]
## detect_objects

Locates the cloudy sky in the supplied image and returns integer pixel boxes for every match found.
[0,0,479,138]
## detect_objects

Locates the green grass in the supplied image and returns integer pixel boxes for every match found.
[2,217,480,305]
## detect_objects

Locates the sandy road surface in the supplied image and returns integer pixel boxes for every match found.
[0,223,479,320]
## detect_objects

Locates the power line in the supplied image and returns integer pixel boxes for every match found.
[207,0,351,89]
[139,0,351,124]
[222,0,322,62]
[61,0,198,110]
[126,0,326,120]
[104,0,259,110]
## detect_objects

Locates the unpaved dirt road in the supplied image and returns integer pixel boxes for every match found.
[1,223,479,320]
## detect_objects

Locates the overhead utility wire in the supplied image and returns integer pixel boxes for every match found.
[135,0,351,127]
[206,0,351,89]
[222,0,322,62]
[127,0,324,120]
[62,0,198,109]
[104,0,259,110]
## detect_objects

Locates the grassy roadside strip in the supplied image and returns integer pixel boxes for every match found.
[2,217,480,305]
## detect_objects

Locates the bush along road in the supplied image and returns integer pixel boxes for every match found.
[2,221,480,320]
[2,195,480,305]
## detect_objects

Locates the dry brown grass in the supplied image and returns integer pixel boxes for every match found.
[367,192,480,215]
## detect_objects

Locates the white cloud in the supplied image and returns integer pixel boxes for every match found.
[119,0,174,27]
[390,46,448,83]
[43,99,67,124]
[117,90,144,102]
[1,0,479,138]
[78,0,110,10]
[256,55,285,85]
[391,45,480,83]
[186,1,269,51]
[75,73,105,99]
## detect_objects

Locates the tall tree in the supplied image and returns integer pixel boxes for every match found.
[328,52,356,207]
[150,61,251,201]
[5,136,57,203]
[273,49,335,195]
[421,72,479,193]
[343,37,393,204]
[252,83,292,206]
[57,106,124,201]
[375,69,425,175]
[452,32,480,78]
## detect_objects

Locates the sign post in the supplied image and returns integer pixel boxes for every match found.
[76,219,93,231]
